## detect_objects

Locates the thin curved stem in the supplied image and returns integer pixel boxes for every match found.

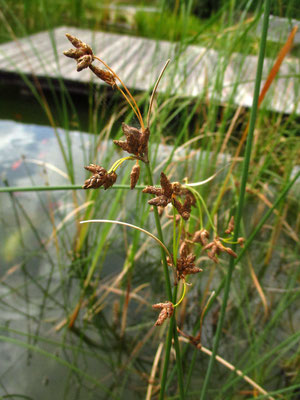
[94,55,144,129]
[174,282,187,308]
[80,219,173,263]
[147,59,170,128]
[108,156,136,173]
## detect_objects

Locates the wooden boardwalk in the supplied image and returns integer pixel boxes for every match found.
[0,26,299,114]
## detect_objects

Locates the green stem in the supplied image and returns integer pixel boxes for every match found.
[200,1,271,398]
[0,184,145,193]
[144,163,185,400]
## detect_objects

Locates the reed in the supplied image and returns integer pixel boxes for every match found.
[0,1,299,399]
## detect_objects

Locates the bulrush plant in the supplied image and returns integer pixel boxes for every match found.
[64,33,244,398]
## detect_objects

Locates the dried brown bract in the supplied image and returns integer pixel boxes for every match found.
[152,301,174,326]
[64,33,94,71]
[83,164,117,190]
[225,216,235,234]
[203,236,237,263]
[143,172,195,220]
[114,123,150,160]
[130,163,140,190]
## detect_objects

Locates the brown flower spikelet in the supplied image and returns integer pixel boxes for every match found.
[225,216,235,234]
[64,34,94,71]
[143,186,162,196]
[103,171,117,189]
[130,163,140,189]
[114,123,150,159]
[193,229,210,246]
[173,197,190,220]
[148,195,169,207]
[77,54,93,72]
[237,237,245,247]
[203,236,237,263]
[160,172,173,198]
[83,164,117,190]
[177,248,202,280]
[89,64,116,87]
[152,302,174,326]
[143,172,195,220]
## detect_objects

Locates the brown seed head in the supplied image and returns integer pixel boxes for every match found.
[83,164,117,190]
[148,195,170,207]
[142,186,162,196]
[172,198,190,220]
[176,245,201,280]
[89,64,116,87]
[64,33,94,71]
[152,301,174,326]
[203,236,237,262]
[179,240,190,258]
[103,171,117,190]
[83,165,107,189]
[160,172,173,198]
[237,237,245,247]
[172,182,182,195]
[77,54,93,71]
[192,229,210,246]
[84,164,105,174]
[225,216,235,234]
[114,123,141,156]
[130,164,140,190]
[65,34,93,53]
[143,173,195,220]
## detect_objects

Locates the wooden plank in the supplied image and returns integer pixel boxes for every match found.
[256,15,300,44]
[0,26,299,115]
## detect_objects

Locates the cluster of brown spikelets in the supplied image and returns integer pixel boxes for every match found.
[64,34,244,329]
[143,172,196,220]
[151,216,244,326]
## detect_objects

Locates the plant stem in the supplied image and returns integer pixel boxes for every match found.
[145,163,173,299]
[0,184,146,193]
[200,1,271,398]
[144,162,185,399]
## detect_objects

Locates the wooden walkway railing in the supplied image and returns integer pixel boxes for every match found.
[0,26,299,114]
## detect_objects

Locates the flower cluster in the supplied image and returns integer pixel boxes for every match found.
[202,236,237,263]
[143,172,196,220]
[64,35,150,191]
[192,219,244,263]
[114,123,150,161]
[176,241,202,280]
[64,34,116,87]
[152,301,174,326]
[82,164,117,190]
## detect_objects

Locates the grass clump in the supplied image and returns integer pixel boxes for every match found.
[0,1,299,399]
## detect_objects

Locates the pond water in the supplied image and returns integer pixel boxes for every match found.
[0,120,126,399]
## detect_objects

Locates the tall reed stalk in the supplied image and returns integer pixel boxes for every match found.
[200,0,272,397]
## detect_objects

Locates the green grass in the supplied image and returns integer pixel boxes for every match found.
[0,0,299,399]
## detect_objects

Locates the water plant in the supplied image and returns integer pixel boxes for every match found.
[0,0,299,399]
[62,32,248,398]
